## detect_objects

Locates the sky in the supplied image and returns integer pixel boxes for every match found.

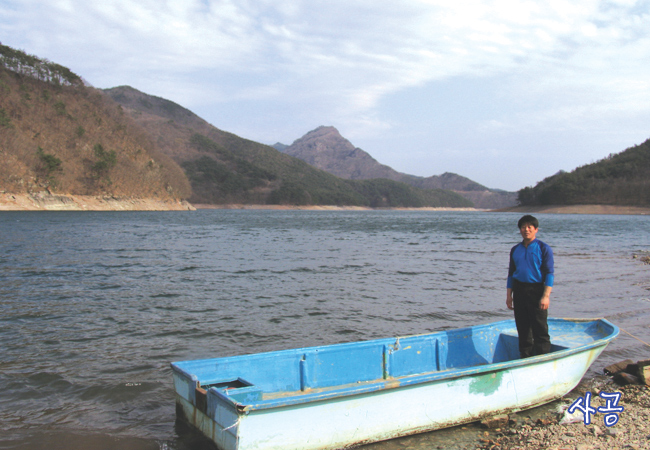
[1,0,649,191]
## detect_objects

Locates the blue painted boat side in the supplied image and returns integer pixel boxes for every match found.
[171,318,618,414]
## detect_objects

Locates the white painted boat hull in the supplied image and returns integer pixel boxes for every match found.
[172,318,617,450]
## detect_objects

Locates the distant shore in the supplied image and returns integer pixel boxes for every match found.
[494,204,650,215]
[189,204,650,214]
[193,204,481,211]
[2,194,649,215]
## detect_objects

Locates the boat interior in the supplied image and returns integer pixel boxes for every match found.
[172,319,613,407]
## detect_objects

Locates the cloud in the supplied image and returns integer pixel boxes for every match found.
[2,0,649,190]
[5,1,649,106]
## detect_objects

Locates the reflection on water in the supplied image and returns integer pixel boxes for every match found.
[1,210,649,449]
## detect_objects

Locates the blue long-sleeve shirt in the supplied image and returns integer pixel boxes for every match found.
[507,239,554,288]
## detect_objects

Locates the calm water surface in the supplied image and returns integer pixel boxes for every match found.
[1,210,649,450]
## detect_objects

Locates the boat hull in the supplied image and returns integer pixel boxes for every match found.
[172,318,617,450]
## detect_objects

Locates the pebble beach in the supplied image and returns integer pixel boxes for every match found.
[473,380,650,450]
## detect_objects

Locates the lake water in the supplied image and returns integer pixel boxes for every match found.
[1,210,649,450]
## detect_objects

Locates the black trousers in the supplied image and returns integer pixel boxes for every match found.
[512,280,551,358]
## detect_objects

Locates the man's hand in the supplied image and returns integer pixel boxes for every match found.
[539,286,552,310]
[506,288,514,310]
[539,295,550,310]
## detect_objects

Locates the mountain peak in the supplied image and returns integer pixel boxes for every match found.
[283,127,400,180]
[292,126,349,148]
[281,127,518,208]
[307,125,341,136]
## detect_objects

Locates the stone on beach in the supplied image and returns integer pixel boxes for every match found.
[475,358,650,450]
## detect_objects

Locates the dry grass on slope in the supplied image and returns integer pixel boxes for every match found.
[0,68,191,200]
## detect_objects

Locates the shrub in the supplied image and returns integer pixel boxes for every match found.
[37,147,62,174]
[53,100,66,115]
[91,144,117,178]
[0,107,10,127]
[36,147,63,188]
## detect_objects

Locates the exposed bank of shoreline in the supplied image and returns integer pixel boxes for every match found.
[193,203,481,211]
[2,193,650,215]
[0,192,195,211]
[196,204,650,214]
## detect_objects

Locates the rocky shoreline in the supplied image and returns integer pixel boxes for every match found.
[0,192,195,211]
[469,358,650,450]
[475,382,649,450]
[411,360,650,450]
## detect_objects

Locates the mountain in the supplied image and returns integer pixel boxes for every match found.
[104,87,472,208]
[274,126,401,180]
[517,138,650,207]
[0,42,480,209]
[274,126,516,209]
[0,44,191,203]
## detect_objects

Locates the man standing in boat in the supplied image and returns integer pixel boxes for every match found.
[506,215,554,358]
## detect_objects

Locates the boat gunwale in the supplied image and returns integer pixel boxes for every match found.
[171,317,619,413]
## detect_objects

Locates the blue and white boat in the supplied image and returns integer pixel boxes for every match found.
[171,317,618,450]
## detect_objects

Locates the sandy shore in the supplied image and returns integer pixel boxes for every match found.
[0,192,195,211]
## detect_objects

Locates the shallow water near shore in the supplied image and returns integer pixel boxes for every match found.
[1,210,649,450]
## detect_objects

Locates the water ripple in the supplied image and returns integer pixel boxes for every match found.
[0,210,649,449]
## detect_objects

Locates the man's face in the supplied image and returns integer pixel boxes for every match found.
[519,223,538,242]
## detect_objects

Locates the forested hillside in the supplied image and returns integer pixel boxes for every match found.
[0,44,191,201]
[105,86,473,208]
[517,138,650,206]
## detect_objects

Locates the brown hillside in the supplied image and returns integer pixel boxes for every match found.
[0,44,474,209]
[104,86,229,163]
[104,87,366,206]
[105,87,475,208]
[0,68,191,200]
